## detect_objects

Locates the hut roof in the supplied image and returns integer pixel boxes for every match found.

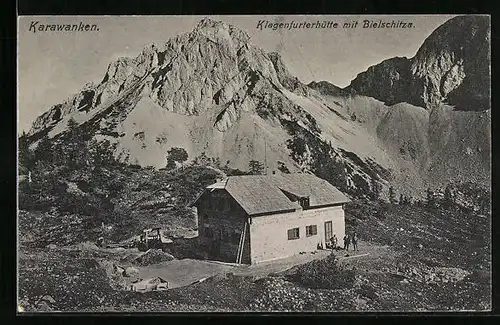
[192,173,349,216]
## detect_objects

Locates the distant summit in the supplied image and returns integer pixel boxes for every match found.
[347,15,490,111]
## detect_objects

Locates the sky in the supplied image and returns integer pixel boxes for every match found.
[18,14,455,133]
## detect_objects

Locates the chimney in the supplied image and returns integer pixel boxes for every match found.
[272,170,276,175]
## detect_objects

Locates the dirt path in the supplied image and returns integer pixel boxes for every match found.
[234,250,331,278]
[75,239,394,291]
[334,240,399,268]
[130,259,236,289]
[132,242,390,289]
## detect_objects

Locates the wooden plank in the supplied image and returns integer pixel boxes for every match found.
[236,222,247,264]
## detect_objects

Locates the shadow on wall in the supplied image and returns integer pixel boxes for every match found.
[168,237,208,260]
[168,237,240,264]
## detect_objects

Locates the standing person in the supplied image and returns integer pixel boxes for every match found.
[343,234,350,251]
[329,235,337,253]
[332,235,338,250]
[352,232,358,251]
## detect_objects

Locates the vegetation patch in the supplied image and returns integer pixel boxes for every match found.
[286,254,356,290]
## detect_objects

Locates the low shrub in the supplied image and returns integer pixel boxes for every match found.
[287,254,356,290]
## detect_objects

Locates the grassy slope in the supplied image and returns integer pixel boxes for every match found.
[19,165,223,248]
[344,201,490,270]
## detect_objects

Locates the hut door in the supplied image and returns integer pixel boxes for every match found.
[215,230,222,255]
[324,221,333,243]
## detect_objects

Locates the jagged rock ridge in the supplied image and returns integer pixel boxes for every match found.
[24,16,490,196]
[348,15,490,111]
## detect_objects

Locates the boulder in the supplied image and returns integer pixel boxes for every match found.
[35,300,53,311]
[133,249,175,266]
[112,264,126,275]
[40,295,56,304]
[124,266,140,277]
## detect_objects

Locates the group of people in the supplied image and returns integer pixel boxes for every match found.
[329,232,358,252]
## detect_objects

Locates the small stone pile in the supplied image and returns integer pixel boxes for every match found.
[100,260,128,290]
[249,277,314,311]
[424,267,471,284]
[133,249,175,266]
[388,261,471,284]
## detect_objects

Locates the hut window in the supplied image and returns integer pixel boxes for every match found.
[204,225,213,238]
[306,225,317,237]
[299,197,310,209]
[287,228,300,240]
[221,228,230,242]
[231,230,241,244]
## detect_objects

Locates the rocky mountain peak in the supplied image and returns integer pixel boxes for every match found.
[349,57,411,106]
[27,16,330,172]
[348,15,490,111]
[191,18,251,49]
[23,16,490,194]
[28,18,271,135]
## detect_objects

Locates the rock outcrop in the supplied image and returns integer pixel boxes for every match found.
[268,52,309,96]
[307,81,349,97]
[348,15,490,111]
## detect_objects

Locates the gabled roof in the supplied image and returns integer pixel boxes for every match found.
[191,173,350,216]
[224,175,298,216]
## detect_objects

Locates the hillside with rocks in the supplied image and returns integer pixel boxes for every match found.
[17,15,491,313]
[338,15,490,190]
[18,196,491,312]
[23,16,490,199]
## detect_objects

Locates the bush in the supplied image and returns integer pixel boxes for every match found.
[287,254,356,289]
[133,249,175,266]
[18,253,115,311]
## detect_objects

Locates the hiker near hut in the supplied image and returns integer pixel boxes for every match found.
[330,235,338,251]
[343,234,350,251]
[352,232,358,251]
